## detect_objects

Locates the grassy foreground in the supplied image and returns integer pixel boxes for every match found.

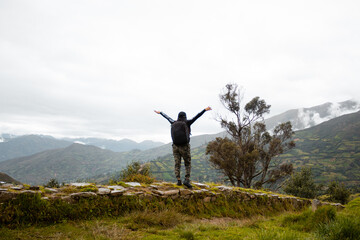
[1,197,359,240]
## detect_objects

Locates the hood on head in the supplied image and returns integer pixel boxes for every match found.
[177,111,187,121]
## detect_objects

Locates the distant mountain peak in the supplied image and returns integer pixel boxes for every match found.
[265,99,360,131]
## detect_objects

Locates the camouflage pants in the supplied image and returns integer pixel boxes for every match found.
[172,144,191,180]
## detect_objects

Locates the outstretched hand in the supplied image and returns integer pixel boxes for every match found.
[205,106,212,111]
[154,110,161,114]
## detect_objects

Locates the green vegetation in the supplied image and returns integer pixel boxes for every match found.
[325,181,351,204]
[1,197,359,239]
[45,178,60,188]
[0,190,302,228]
[152,111,360,192]
[206,83,295,188]
[112,161,155,184]
[283,167,321,198]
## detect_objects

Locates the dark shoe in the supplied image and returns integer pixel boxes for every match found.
[177,180,182,186]
[183,179,192,189]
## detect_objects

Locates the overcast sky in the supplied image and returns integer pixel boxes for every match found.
[1,0,359,143]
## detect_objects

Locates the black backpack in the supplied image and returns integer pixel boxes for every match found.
[171,121,190,145]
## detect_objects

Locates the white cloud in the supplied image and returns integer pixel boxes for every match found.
[1,0,359,142]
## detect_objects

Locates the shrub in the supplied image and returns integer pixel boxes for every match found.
[283,167,320,199]
[326,181,351,204]
[45,178,60,188]
[119,161,154,184]
[122,173,154,184]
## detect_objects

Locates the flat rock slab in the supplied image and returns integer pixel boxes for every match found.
[70,183,92,187]
[125,182,141,187]
[179,189,193,196]
[70,192,97,199]
[215,186,233,191]
[45,188,58,193]
[193,182,210,188]
[10,186,23,191]
[108,186,126,190]
[110,189,127,196]
[97,188,111,195]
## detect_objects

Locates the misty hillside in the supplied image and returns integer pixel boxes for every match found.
[0,143,131,185]
[0,134,164,163]
[264,99,360,131]
[150,111,360,189]
[1,100,357,164]
[0,135,72,162]
[66,137,165,152]
[0,172,21,184]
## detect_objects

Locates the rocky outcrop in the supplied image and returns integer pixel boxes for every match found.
[0,181,344,210]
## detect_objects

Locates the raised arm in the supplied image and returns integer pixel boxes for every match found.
[154,110,175,124]
[188,106,212,125]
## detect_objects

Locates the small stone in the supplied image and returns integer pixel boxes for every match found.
[0,188,7,192]
[20,190,36,194]
[109,185,126,191]
[254,193,266,196]
[152,190,165,196]
[45,188,58,193]
[192,182,210,189]
[193,189,209,194]
[70,192,97,199]
[11,185,23,191]
[125,182,141,187]
[215,186,232,191]
[70,183,92,187]
[29,186,40,191]
[97,188,111,195]
[179,189,193,196]
[124,192,135,196]
[1,183,14,188]
[163,190,179,197]
[110,189,127,196]
[312,199,322,212]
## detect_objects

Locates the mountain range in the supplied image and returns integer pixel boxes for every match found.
[150,110,360,190]
[0,134,164,163]
[0,143,131,185]
[0,100,359,186]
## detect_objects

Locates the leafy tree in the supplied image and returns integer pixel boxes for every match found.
[326,181,351,204]
[45,178,60,188]
[283,167,320,198]
[206,83,295,188]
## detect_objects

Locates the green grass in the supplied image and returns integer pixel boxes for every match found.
[1,196,359,240]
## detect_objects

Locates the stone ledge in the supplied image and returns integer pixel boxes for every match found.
[0,181,338,210]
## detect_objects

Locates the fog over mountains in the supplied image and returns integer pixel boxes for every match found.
[264,99,360,131]
[0,99,359,185]
[0,99,359,164]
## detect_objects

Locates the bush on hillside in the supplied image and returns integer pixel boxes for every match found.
[118,161,154,184]
[326,181,351,205]
[45,178,60,188]
[283,167,320,198]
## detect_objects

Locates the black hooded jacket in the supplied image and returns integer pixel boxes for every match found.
[160,109,206,136]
